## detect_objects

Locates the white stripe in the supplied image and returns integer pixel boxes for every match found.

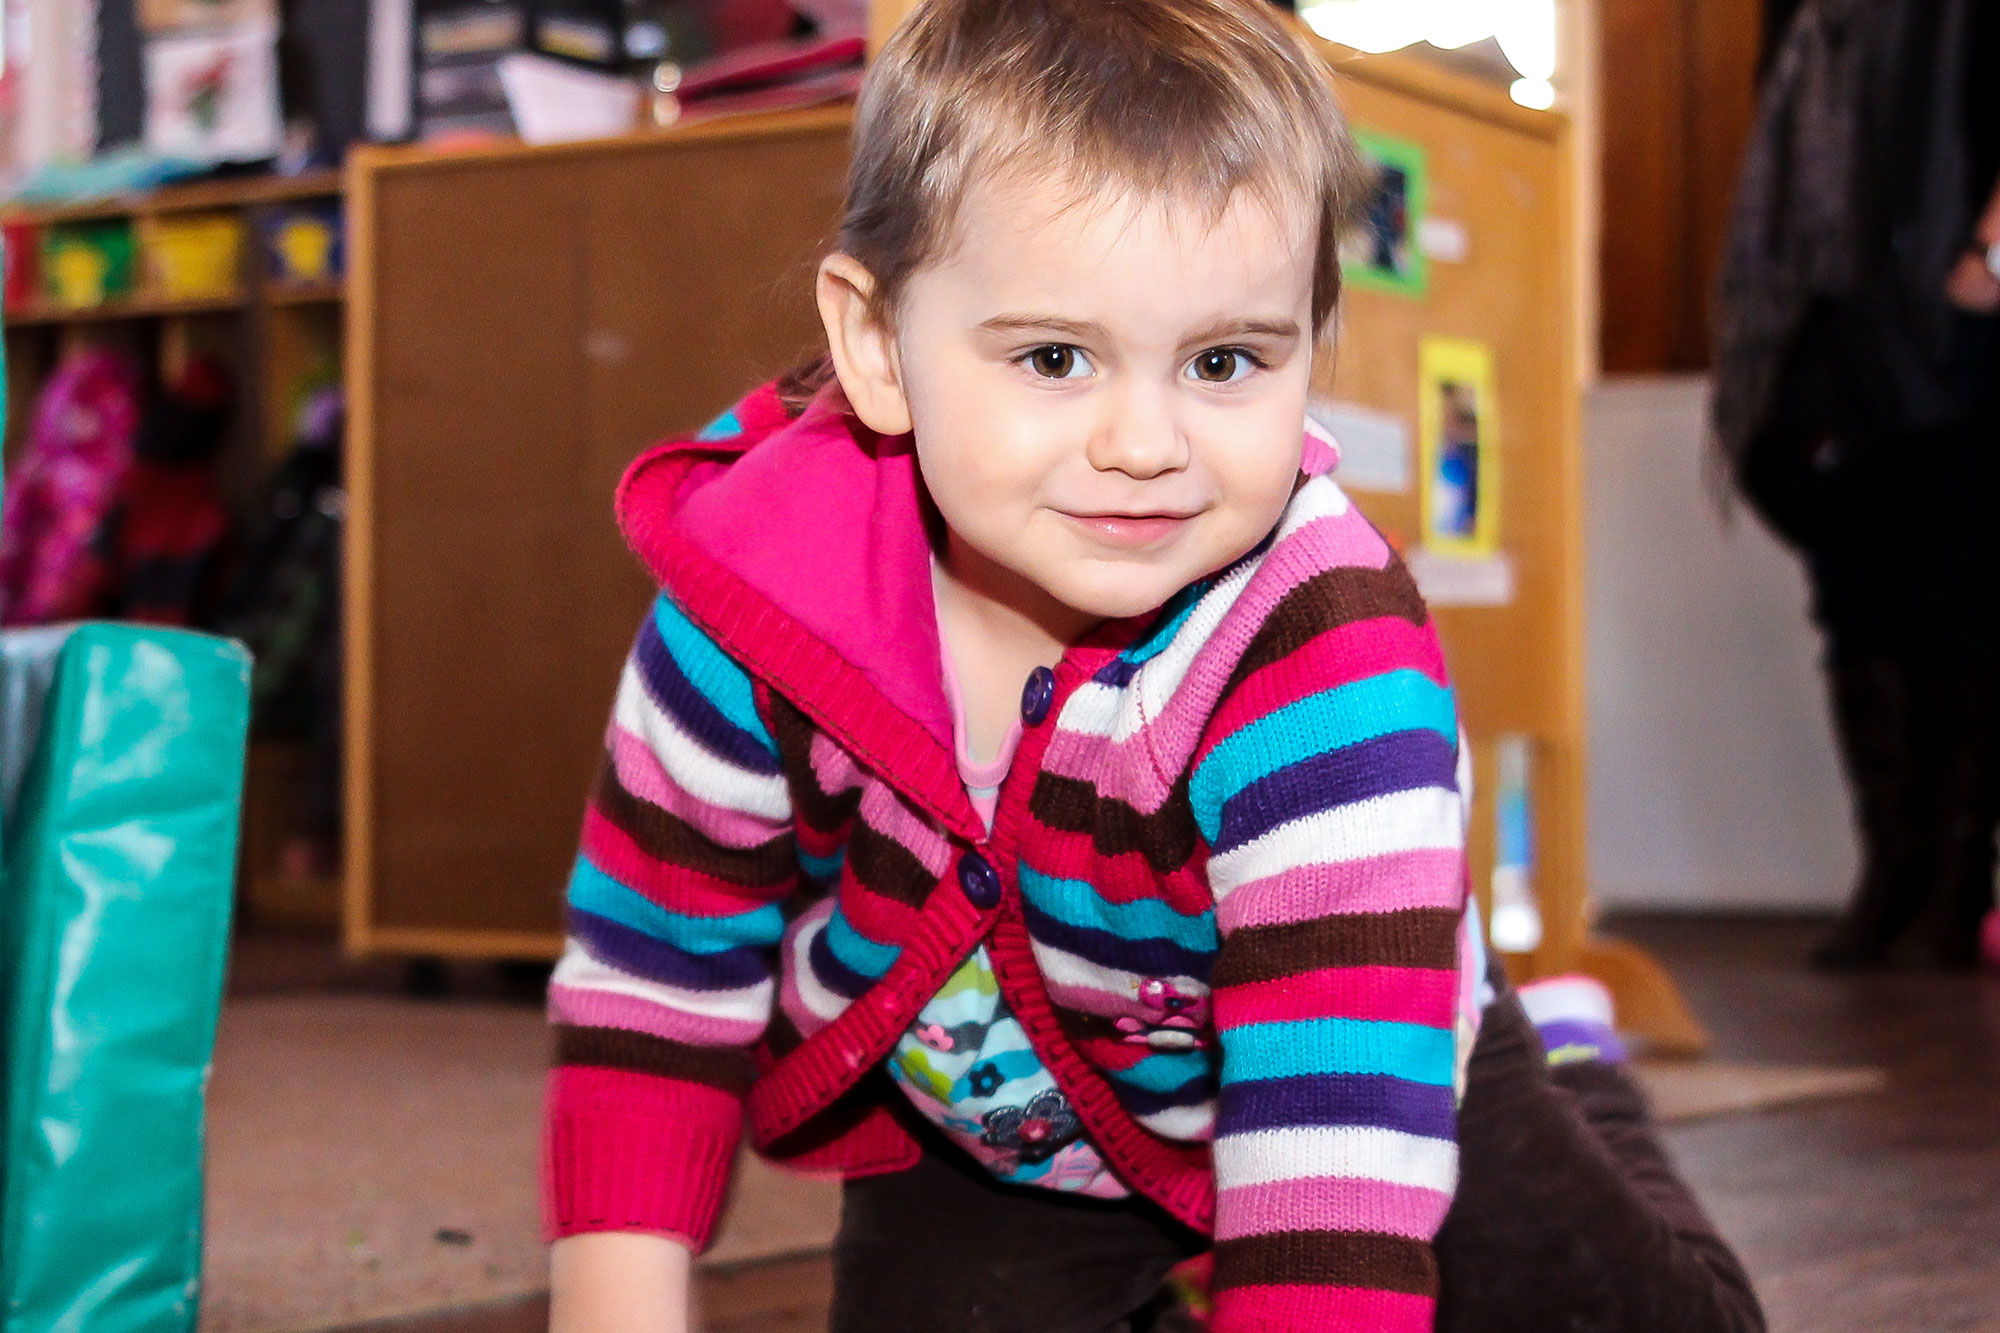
[1055,556,1261,745]
[1272,473,1349,541]
[551,942,774,1023]
[1518,975,1615,1028]
[614,659,790,821]
[1138,1102,1217,1143]
[1208,787,1465,900]
[786,911,853,1026]
[1032,940,1206,1005]
[1213,1125,1459,1193]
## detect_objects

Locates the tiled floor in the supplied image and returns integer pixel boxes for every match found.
[313,915,2000,1333]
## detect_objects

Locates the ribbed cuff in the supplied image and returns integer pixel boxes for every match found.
[542,1065,745,1251]
[1211,1283,1435,1331]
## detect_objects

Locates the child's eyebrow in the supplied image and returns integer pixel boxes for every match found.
[977,314,1111,340]
[1180,317,1303,345]
[976,315,1303,344]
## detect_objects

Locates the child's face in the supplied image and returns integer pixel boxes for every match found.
[841,172,1317,626]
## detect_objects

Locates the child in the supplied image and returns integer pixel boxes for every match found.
[545,1,1764,1329]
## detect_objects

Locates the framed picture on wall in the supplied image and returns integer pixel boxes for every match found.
[1418,336,1500,558]
[1340,127,1429,299]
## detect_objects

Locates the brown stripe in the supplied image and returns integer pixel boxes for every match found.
[845,819,940,908]
[1028,772,1199,874]
[1211,908,1460,987]
[554,1023,753,1094]
[595,758,797,888]
[762,1007,806,1059]
[1229,560,1430,688]
[1213,1230,1438,1297]
[764,692,864,835]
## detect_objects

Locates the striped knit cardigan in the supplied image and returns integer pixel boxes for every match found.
[544,383,1474,1330]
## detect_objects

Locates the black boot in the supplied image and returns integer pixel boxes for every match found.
[1810,658,1926,970]
[1907,661,2000,971]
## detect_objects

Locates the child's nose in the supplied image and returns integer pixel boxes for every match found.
[1084,386,1189,479]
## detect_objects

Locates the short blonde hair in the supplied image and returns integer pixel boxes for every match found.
[841,0,1363,338]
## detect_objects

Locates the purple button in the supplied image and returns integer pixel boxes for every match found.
[1020,666,1056,725]
[957,851,1002,909]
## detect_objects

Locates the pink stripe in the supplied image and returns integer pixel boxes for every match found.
[1024,824,1211,910]
[1207,619,1448,743]
[549,982,766,1047]
[579,807,787,916]
[1215,1175,1451,1241]
[856,780,955,875]
[1217,849,1465,932]
[833,876,922,942]
[1211,1283,1434,1331]
[1039,727,1180,816]
[1135,513,1403,772]
[1213,966,1457,1030]
[609,723,784,848]
[1044,975,1140,1017]
[808,730,865,797]
[777,901,841,1038]
[1195,620,1449,771]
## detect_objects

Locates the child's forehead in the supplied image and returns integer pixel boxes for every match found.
[911,167,1317,330]
[941,161,1315,262]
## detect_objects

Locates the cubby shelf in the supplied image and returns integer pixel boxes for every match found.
[4,293,248,325]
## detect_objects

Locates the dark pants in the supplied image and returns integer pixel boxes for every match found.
[829,992,1764,1333]
[1802,339,2000,966]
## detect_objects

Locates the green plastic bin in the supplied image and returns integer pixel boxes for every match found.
[0,624,251,1331]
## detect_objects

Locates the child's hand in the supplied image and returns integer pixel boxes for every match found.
[550,1231,694,1333]
[1945,245,2000,313]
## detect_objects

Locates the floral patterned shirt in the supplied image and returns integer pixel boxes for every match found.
[882,631,1128,1197]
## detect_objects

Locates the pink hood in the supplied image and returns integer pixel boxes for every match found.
[615,381,1338,838]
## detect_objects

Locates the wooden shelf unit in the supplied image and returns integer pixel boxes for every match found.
[2,171,349,931]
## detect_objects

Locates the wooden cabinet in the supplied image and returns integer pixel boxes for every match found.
[342,110,851,957]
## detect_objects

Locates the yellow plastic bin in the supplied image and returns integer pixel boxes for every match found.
[141,212,246,301]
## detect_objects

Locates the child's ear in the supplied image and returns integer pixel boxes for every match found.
[817,253,913,437]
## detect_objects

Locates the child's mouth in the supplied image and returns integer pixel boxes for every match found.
[1060,512,1195,548]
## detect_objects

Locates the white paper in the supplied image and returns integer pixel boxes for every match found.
[1417,217,1471,264]
[1406,548,1516,607]
[143,19,283,163]
[1309,399,1412,494]
[497,53,639,145]
[366,0,414,141]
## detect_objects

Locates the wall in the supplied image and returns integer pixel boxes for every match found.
[1585,375,1852,911]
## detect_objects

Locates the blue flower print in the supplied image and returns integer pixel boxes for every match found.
[980,1088,1083,1166]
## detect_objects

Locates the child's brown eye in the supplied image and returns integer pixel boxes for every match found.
[1191,349,1244,383]
[1028,345,1080,378]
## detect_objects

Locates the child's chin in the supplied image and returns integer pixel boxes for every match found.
[1057,573,1184,623]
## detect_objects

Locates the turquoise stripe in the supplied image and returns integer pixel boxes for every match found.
[567,857,783,953]
[948,1049,1045,1100]
[1108,1049,1212,1094]
[825,907,902,979]
[798,846,845,884]
[1190,669,1458,840]
[1123,585,1204,668]
[1222,1016,1456,1087]
[1017,865,1217,951]
[651,594,776,751]
[695,408,743,440]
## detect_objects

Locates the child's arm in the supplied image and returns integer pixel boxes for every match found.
[550,1232,692,1333]
[1191,562,1466,1330]
[543,593,799,1316]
